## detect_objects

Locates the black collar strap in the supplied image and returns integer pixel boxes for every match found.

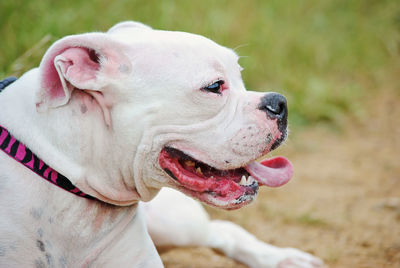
[0,77,17,92]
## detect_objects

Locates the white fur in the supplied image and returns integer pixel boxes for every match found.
[0,21,324,267]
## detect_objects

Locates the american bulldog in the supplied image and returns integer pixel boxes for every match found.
[0,21,325,267]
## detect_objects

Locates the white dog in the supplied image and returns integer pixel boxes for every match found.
[0,21,324,267]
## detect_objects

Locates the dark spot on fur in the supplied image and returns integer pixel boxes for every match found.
[46,253,54,268]
[30,208,43,220]
[35,259,46,268]
[36,240,45,252]
[80,104,87,114]
[37,228,44,238]
[119,64,130,73]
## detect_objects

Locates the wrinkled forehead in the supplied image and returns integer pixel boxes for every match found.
[109,28,240,83]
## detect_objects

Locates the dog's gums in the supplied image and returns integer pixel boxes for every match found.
[159,146,293,209]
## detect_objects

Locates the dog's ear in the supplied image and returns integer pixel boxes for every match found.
[37,33,131,127]
[107,21,152,33]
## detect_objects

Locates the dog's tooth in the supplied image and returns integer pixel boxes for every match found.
[196,167,203,175]
[239,175,247,186]
[185,160,195,167]
[247,176,254,185]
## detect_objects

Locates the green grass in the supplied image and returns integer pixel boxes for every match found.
[295,213,329,227]
[1,0,399,126]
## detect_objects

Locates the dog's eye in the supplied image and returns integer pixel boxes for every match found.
[202,80,225,94]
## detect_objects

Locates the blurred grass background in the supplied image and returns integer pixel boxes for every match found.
[1,0,399,127]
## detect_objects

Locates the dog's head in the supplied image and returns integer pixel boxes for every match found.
[37,21,292,209]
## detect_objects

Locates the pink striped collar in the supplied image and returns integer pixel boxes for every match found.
[0,125,94,200]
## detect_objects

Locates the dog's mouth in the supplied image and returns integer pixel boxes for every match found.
[159,147,293,209]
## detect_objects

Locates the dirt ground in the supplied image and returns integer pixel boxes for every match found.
[158,89,400,268]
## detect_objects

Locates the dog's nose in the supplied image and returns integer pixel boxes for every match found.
[258,93,288,120]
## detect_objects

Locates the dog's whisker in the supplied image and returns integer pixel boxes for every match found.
[232,43,249,51]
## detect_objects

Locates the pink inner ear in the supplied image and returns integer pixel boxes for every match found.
[42,55,65,101]
[60,47,100,87]
[41,47,100,103]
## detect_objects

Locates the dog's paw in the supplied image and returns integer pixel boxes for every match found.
[275,248,326,268]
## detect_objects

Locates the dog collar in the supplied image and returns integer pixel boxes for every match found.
[0,77,94,200]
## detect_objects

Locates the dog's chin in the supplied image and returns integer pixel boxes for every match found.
[178,186,257,210]
[158,145,293,210]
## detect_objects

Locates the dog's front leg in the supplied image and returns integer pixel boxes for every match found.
[143,188,325,268]
[206,220,325,268]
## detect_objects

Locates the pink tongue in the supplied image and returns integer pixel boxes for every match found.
[244,157,293,187]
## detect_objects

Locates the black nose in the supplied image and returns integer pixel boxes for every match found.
[258,93,288,120]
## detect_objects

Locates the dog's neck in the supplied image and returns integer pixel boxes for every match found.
[0,147,142,265]
[0,70,163,265]
[0,69,142,205]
